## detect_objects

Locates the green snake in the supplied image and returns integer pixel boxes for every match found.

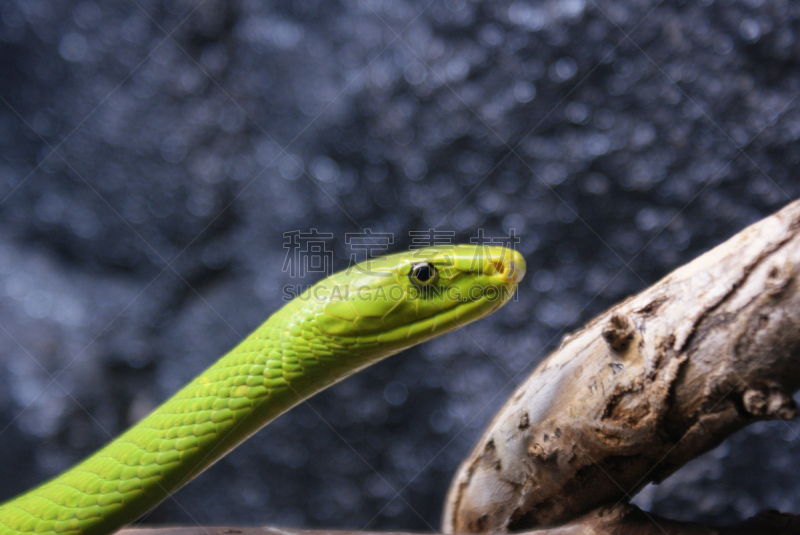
[0,244,525,535]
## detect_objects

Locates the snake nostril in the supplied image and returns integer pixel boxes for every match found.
[491,260,505,277]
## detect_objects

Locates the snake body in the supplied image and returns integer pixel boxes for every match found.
[0,245,525,535]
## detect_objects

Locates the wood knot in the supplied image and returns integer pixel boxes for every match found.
[528,442,545,458]
[518,412,530,429]
[742,385,798,420]
[467,514,489,532]
[602,313,635,353]
[765,260,793,296]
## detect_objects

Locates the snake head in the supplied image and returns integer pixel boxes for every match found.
[307,245,525,355]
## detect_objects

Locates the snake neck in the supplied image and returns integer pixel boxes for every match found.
[0,303,369,535]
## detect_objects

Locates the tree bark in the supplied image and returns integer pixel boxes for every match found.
[442,199,800,532]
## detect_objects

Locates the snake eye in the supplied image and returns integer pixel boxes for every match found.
[409,262,438,287]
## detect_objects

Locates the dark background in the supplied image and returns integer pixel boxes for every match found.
[0,0,799,531]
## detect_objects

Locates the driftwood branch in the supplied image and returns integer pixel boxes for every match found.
[443,199,800,532]
[118,201,800,534]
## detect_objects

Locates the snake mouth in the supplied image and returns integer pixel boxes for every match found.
[367,279,518,350]
[371,302,485,349]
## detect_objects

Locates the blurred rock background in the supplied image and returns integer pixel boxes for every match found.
[0,0,799,531]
